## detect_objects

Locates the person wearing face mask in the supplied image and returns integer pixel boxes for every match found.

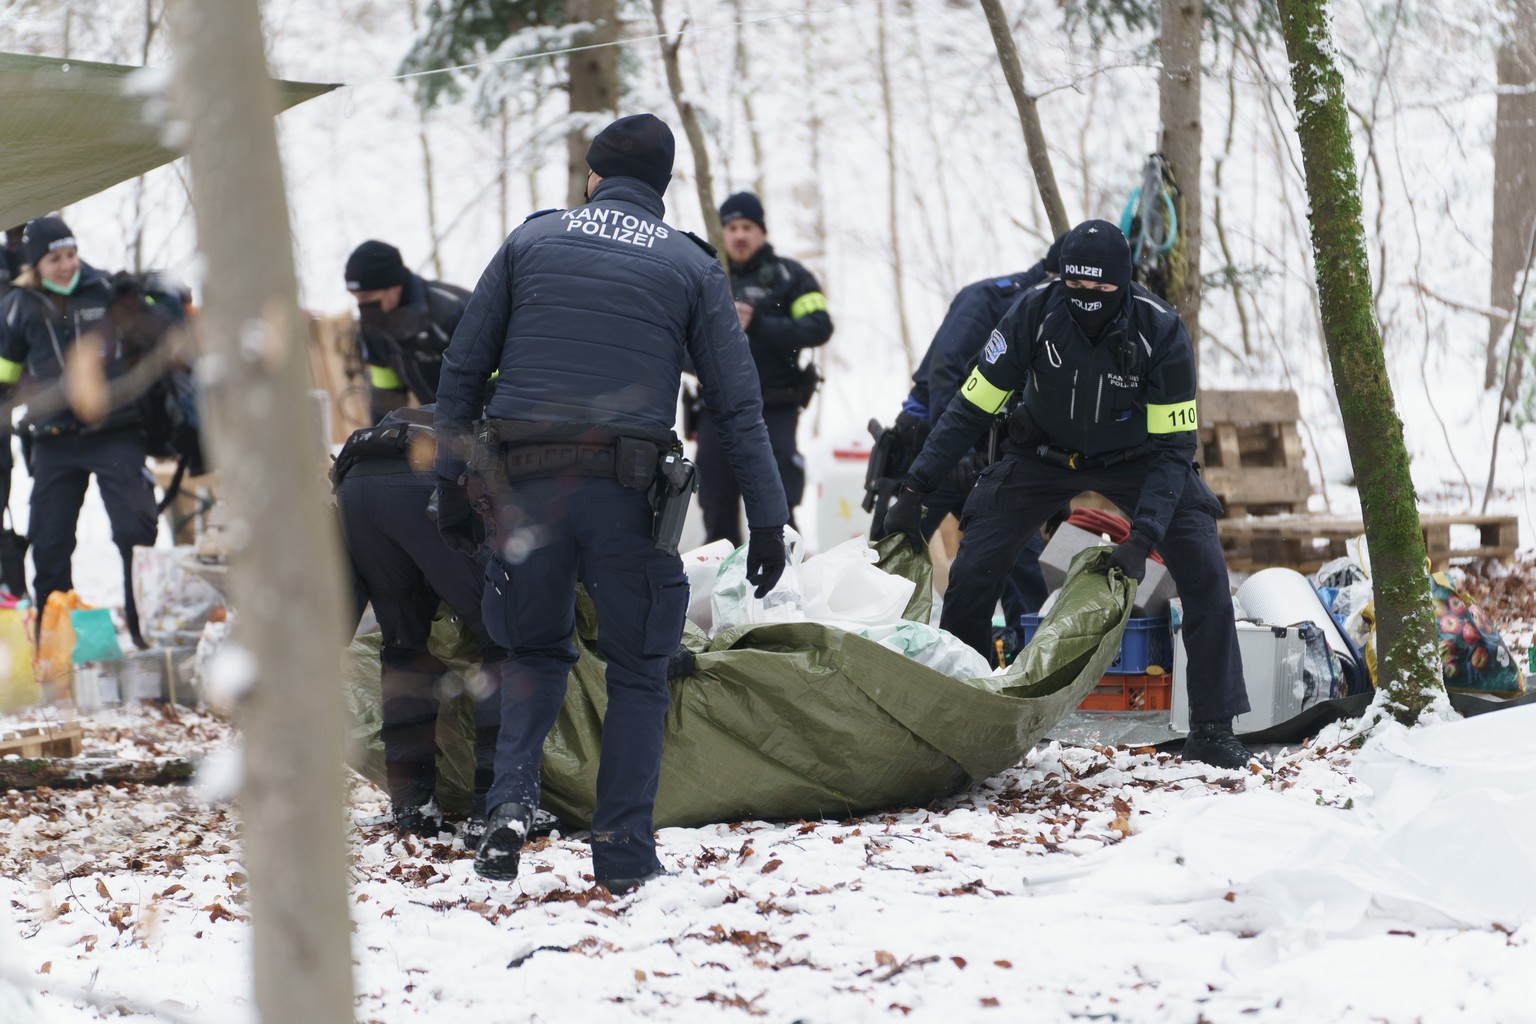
[877,219,1253,770]
[0,216,160,635]
[344,240,471,421]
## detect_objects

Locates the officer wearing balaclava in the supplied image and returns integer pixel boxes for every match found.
[878,219,1256,771]
[344,240,472,421]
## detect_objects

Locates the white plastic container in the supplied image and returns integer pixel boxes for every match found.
[810,439,874,552]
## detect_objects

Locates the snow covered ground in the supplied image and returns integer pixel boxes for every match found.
[5,698,1536,1023]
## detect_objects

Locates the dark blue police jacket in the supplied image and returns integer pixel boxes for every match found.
[906,260,1049,424]
[433,176,789,529]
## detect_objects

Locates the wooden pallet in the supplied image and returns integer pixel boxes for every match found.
[1198,389,1313,517]
[1220,514,1520,573]
[0,722,84,759]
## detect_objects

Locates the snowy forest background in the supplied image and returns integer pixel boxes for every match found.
[2,0,1532,533]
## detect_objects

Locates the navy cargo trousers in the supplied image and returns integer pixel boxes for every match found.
[941,453,1251,724]
[481,475,688,880]
[336,469,506,809]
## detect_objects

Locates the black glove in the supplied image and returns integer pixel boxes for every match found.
[879,482,928,555]
[1107,529,1155,583]
[431,481,480,557]
[745,526,787,599]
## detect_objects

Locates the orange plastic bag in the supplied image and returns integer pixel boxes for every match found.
[35,591,90,702]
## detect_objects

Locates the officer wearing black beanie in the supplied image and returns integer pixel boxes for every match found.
[880,219,1255,771]
[693,190,833,545]
[584,113,675,195]
[343,239,471,420]
[433,113,788,892]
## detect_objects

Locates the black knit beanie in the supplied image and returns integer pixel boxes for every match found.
[719,192,766,232]
[586,114,676,196]
[345,240,407,293]
[1058,220,1132,292]
[22,216,76,267]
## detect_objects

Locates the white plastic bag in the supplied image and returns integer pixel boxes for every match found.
[709,527,806,634]
[133,545,225,646]
[681,539,736,631]
[862,621,992,680]
[799,536,915,630]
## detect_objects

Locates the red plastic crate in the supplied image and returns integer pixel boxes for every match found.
[1078,673,1172,712]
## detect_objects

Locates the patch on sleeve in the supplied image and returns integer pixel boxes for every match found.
[982,329,1008,364]
[523,208,562,221]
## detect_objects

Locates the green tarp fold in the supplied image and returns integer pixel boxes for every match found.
[346,542,1134,825]
[0,51,335,229]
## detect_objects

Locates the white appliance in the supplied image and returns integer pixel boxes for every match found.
[1171,620,1309,733]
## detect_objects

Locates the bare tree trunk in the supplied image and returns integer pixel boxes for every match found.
[1159,0,1203,357]
[1277,0,1441,723]
[164,2,355,1020]
[978,0,1070,237]
[876,3,916,373]
[407,0,445,278]
[527,86,546,216]
[565,0,620,208]
[418,120,445,278]
[1212,55,1252,357]
[1488,0,1536,390]
[498,99,511,239]
[129,0,159,274]
[799,0,830,262]
[651,0,726,260]
[732,0,766,198]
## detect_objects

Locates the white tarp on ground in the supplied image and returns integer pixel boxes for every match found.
[1027,698,1536,938]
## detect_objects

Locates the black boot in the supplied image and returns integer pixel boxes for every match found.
[464,765,496,847]
[1182,719,1255,770]
[596,867,672,897]
[475,802,533,881]
[392,797,444,837]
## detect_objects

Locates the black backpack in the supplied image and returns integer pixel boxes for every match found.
[112,272,209,507]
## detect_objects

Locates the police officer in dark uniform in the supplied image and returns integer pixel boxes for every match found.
[344,240,472,421]
[874,237,1064,621]
[694,191,831,545]
[333,405,507,838]
[0,224,26,577]
[433,114,789,892]
[881,220,1253,769]
[0,217,159,636]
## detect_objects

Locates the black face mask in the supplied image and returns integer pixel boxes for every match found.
[1064,285,1122,339]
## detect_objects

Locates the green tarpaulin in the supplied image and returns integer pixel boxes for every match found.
[0,51,336,229]
[346,541,1134,825]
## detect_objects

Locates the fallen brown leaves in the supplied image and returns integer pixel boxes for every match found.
[696,991,767,1015]
[936,879,1008,898]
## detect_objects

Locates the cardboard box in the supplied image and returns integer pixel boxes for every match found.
[1040,522,1177,616]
